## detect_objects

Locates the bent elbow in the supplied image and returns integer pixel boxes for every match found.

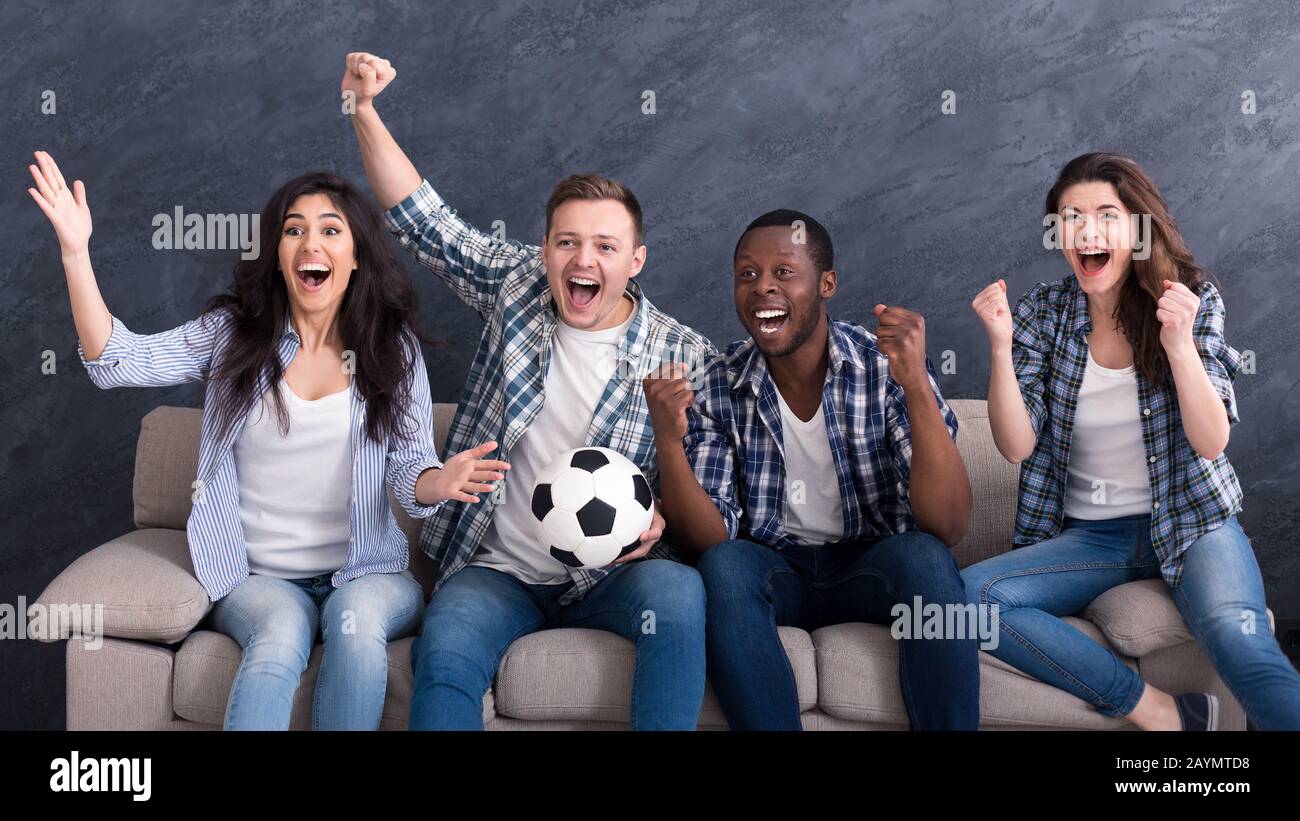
[1195,433,1230,462]
[940,524,968,549]
[996,445,1032,466]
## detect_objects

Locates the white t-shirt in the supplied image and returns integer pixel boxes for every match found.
[775,388,845,545]
[1063,349,1153,519]
[233,378,354,578]
[470,305,635,584]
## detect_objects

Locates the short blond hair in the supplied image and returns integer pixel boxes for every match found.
[545,173,644,246]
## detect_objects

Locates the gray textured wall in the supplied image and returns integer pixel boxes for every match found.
[2,0,1297,728]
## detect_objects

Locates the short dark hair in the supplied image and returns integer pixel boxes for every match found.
[545,173,645,246]
[733,209,834,273]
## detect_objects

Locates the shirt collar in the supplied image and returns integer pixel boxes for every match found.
[827,317,866,373]
[1066,274,1093,338]
[733,316,864,395]
[539,278,651,368]
[278,310,300,346]
[616,279,652,367]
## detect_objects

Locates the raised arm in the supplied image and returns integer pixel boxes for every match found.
[28,150,222,388]
[875,305,972,547]
[971,279,1040,464]
[28,151,110,361]
[644,363,740,557]
[1158,279,1237,460]
[342,53,537,317]
[343,53,420,210]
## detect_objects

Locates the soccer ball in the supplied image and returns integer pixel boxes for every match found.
[530,447,655,569]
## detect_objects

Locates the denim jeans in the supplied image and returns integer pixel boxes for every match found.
[696,531,980,730]
[961,514,1300,729]
[205,569,424,730]
[409,559,707,730]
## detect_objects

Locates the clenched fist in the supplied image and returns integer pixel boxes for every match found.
[342,52,396,109]
[1156,279,1200,358]
[970,279,1013,350]
[642,363,695,443]
[873,304,930,392]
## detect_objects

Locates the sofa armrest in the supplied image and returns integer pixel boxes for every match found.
[31,528,211,644]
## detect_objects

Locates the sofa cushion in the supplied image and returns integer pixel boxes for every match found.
[132,407,203,531]
[812,618,1135,729]
[171,630,492,728]
[1082,580,1193,657]
[32,528,210,644]
[492,626,817,726]
[948,399,1019,569]
[1081,578,1276,658]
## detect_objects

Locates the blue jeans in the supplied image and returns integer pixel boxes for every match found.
[697,531,981,730]
[205,570,425,730]
[409,560,706,730]
[961,515,1300,729]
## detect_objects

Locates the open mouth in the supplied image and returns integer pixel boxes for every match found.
[753,307,789,336]
[566,275,601,310]
[296,261,332,292]
[1077,248,1110,276]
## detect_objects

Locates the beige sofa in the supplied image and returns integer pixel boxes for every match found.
[33,399,1260,730]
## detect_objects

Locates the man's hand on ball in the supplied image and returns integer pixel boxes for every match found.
[610,501,665,566]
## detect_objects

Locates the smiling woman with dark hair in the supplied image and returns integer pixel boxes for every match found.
[28,152,508,730]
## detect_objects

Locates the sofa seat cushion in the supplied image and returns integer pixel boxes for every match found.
[171,630,493,729]
[32,528,210,644]
[492,626,817,725]
[812,619,1136,729]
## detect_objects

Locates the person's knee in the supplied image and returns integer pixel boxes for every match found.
[1184,597,1269,648]
[960,560,1000,606]
[889,531,964,599]
[231,581,315,656]
[323,574,422,643]
[696,539,768,599]
[411,602,500,688]
[243,615,314,673]
[622,560,706,631]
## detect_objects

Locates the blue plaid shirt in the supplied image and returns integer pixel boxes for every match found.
[386,180,715,604]
[1011,275,1244,587]
[684,319,959,549]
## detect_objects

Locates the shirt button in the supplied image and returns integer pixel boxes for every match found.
[1152,502,1160,511]
[1148,456,1156,463]
[1142,408,1151,416]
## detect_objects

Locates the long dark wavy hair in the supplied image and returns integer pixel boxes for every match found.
[202,172,426,444]
[1046,152,1208,386]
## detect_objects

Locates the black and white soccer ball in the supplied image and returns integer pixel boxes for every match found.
[530,447,655,569]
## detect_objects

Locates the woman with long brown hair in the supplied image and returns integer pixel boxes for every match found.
[28,152,506,730]
[964,152,1300,730]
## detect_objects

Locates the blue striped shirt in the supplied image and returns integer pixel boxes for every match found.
[684,319,960,548]
[78,308,445,601]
